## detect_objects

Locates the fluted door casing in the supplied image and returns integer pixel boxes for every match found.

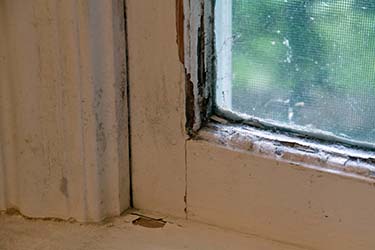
[0,0,130,222]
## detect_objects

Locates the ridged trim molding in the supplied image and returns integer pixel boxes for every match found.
[0,0,129,222]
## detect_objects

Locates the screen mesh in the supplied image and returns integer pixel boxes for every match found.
[217,0,375,147]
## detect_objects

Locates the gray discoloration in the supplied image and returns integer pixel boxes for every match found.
[60,177,68,198]
[185,73,195,135]
[198,120,375,183]
[94,88,108,155]
[183,0,215,133]
[96,120,107,154]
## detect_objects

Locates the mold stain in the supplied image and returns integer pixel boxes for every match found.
[59,177,68,198]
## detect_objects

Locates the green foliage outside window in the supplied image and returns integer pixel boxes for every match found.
[230,0,375,146]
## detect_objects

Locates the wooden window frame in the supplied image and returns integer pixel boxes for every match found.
[128,1,375,249]
[185,0,375,180]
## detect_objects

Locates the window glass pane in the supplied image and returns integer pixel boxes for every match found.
[216,0,375,148]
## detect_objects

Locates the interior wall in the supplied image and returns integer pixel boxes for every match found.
[0,0,130,222]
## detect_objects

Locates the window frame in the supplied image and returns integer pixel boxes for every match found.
[128,0,375,249]
[184,0,375,182]
[214,1,375,151]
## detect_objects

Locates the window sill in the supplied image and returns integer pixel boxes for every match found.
[195,116,375,184]
[0,211,305,250]
[185,117,375,249]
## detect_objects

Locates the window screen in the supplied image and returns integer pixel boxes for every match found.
[215,0,375,148]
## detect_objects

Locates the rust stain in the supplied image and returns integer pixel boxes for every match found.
[176,0,184,63]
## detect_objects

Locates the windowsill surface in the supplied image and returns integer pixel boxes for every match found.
[196,117,375,184]
[0,211,306,250]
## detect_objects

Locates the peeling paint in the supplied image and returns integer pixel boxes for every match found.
[185,73,195,135]
[197,120,375,183]
[183,0,214,134]
[132,216,167,229]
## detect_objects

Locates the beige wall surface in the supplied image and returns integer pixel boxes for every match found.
[0,0,130,222]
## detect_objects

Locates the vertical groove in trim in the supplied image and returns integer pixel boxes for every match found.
[109,0,130,214]
[124,0,133,208]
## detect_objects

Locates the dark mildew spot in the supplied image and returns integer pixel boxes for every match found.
[132,216,166,229]
[60,177,68,198]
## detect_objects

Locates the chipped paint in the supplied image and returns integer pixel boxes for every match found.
[182,0,214,134]
[185,73,195,135]
[132,215,167,229]
[182,0,375,185]
[197,119,375,183]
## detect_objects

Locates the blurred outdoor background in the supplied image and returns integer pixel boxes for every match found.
[229,0,375,146]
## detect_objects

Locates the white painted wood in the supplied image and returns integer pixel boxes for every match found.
[0,213,306,250]
[187,140,375,250]
[0,5,8,211]
[215,0,232,110]
[127,0,187,217]
[0,146,5,211]
[0,0,129,222]
[128,0,375,249]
